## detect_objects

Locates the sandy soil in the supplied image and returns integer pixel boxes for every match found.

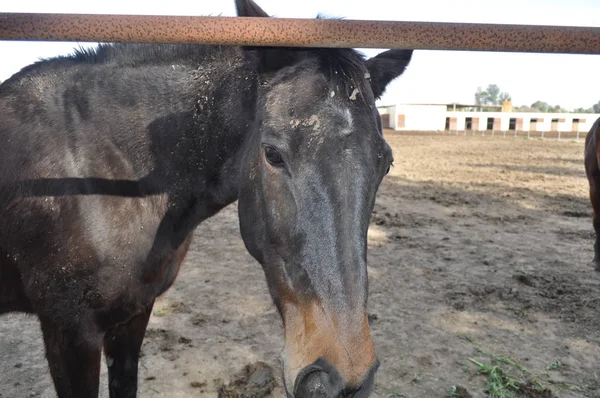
[1,131,599,398]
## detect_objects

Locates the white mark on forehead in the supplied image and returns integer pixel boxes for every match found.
[330,90,336,98]
[349,88,360,101]
[340,108,354,136]
[364,72,371,79]
[343,108,353,129]
[329,106,354,137]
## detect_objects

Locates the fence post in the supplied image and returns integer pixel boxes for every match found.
[577,130,580,141]
[558,130,561,141]
[527,130,530,139]
[541,131,545,140]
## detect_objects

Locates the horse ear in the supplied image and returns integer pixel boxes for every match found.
[365,49,413,100]
[235,0,270,17]
[235,0,304,74]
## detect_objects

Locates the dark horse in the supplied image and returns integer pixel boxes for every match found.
[584,116,600,271]
[0,1,413,396]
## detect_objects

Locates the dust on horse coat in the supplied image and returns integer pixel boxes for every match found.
[0,1,413,397]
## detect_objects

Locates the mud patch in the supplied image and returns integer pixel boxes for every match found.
[217,362,276,398]
[562,210,589,218]
[452,385,473,398]
[371,207,436,228]
[525,272,600,330]
[520,381,555,398]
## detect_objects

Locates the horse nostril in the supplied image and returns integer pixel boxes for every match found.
[350,361,379,398]
[294,369,333,398]
[294,359,344,398]
[293,358,378,398]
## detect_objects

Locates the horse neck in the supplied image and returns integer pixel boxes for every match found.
[180,55,258,207]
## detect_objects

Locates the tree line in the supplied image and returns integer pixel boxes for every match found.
[475,84,600,113]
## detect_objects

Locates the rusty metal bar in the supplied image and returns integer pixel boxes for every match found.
[0,13,599,54]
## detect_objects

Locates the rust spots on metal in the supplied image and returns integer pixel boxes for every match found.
[0,13,599,54]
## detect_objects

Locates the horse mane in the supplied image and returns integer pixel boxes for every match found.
[312,15,371,100]
[66,43,229,66]
[314,47,369,100]
[2,14,370,100]
[66,15,369,97]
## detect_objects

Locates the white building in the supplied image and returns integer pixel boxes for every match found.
[378,102,600,133]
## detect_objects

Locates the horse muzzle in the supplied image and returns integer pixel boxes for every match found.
[291,358,379,398]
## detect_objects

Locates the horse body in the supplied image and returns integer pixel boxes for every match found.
[584,116,600,271]
[0,45,247,316]
[0,1,413,397]
[0,45,251,396]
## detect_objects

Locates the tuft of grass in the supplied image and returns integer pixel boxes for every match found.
[468,358,521,398]
[411,371,422,384]
[459,335,478,344]
[460,362,470,373]
[449,385,459,398]
[463,345,584,397]
[456,337,593,397]
[546,361,562,371]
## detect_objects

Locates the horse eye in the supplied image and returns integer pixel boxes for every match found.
[385,162,394,175]
[264,146,284,167]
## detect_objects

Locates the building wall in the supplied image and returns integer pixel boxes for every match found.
[379,105,447,131]
[378,105,394,129]
[446,111,599,132]
[378,104,600,133]
[398,105,447,131]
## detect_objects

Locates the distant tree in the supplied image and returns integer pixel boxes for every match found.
[499,92,512,103]
[486,84,501,104]
[475,87,485,105]
[514,105,533,112]
[474,84,510,106]
[573,107,593,113]
[530,101,549,112]
[474,87,598,113]
[548,104,567,113]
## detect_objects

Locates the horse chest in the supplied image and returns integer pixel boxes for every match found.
[152,234,194,296]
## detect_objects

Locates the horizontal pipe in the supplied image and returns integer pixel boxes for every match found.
[0,13,599,54]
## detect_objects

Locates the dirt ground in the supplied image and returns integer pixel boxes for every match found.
[1,131,599,398]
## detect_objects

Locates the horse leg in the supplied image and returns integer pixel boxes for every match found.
[39,316,103,398]
[103,301,154,398]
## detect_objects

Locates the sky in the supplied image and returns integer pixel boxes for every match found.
[1,0,599,110]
